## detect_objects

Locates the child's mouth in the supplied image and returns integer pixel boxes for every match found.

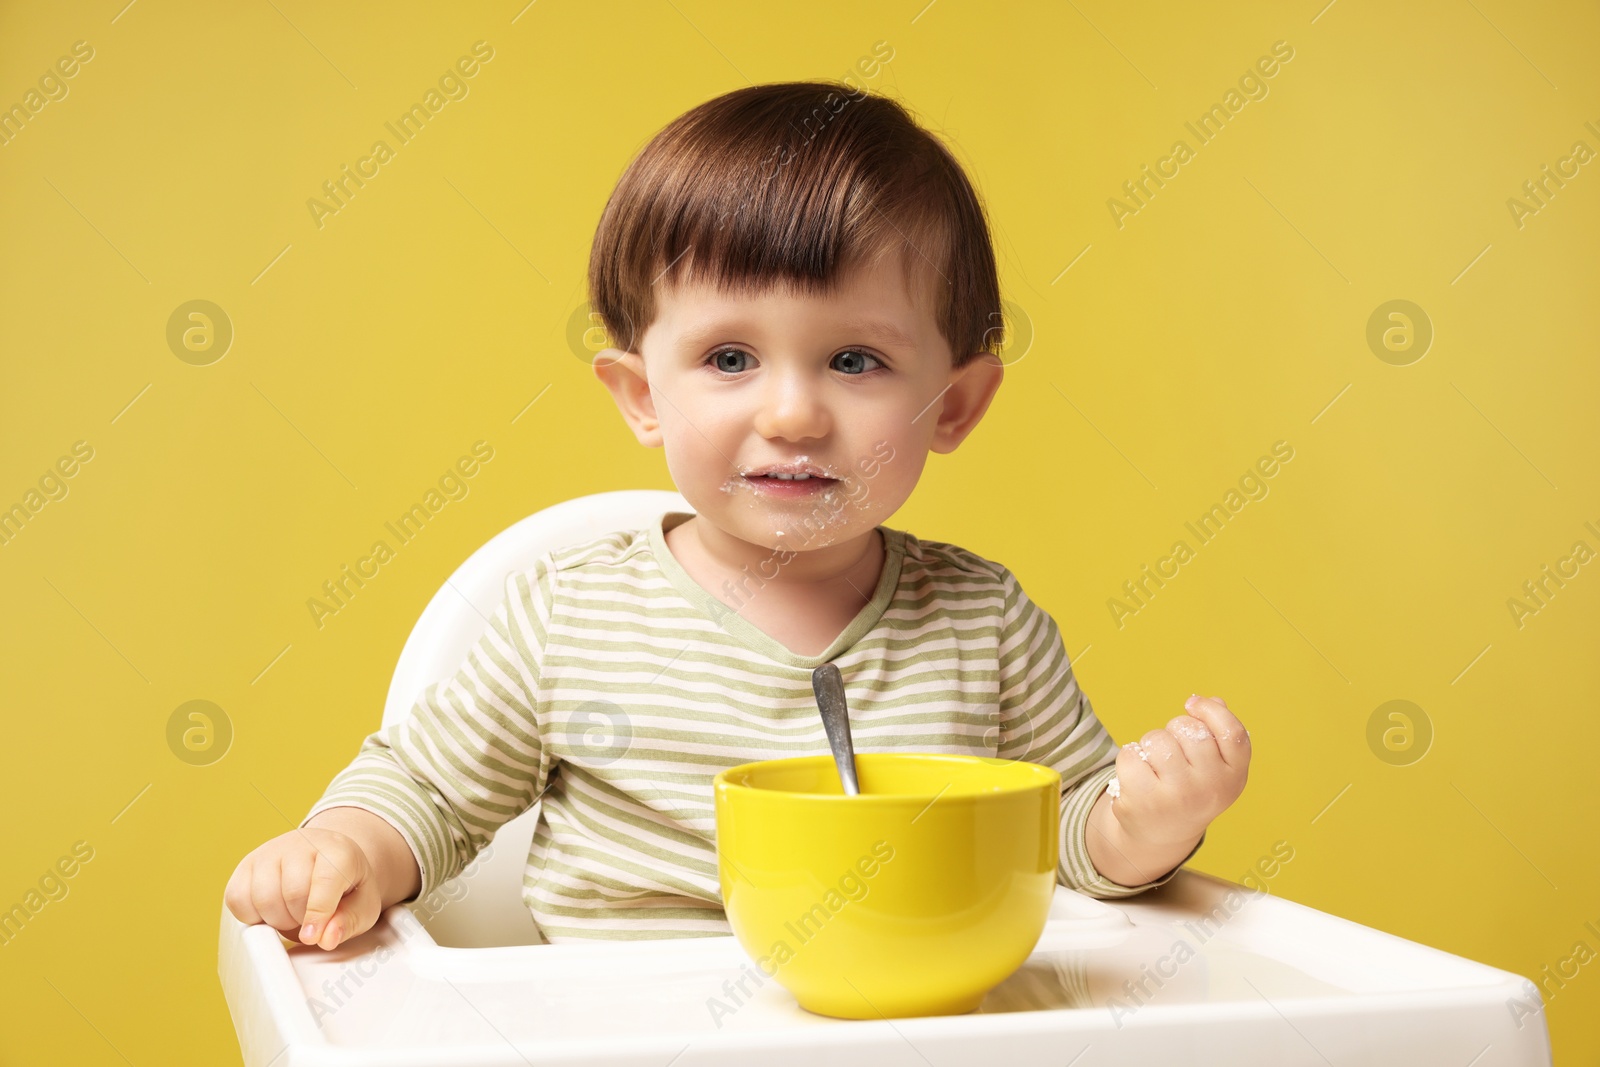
[741,473,839,497]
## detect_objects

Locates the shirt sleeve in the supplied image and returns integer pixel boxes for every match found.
[300,558,554,901]
[994,571,1203,898]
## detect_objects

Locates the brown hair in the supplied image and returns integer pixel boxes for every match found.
[587,80,1001,368]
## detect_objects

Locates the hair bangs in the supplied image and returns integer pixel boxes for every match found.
[589,81,999,367]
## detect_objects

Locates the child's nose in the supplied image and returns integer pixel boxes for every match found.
[753,373,832,441]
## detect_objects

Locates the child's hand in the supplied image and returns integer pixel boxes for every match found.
[1110,694,1250,847]
[224,826,384,950]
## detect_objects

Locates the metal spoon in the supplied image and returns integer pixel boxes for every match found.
[811,663,860,796]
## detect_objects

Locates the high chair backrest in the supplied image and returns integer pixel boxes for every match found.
[381,489,692,947]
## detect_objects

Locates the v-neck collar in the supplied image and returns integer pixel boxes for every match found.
[646,511,907,669]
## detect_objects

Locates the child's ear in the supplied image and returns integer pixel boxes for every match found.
[930,353,1004,454]
[592,348,663,448]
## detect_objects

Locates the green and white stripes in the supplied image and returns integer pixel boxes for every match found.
[304,511,1189,941]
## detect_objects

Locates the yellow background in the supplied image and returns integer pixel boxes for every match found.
[2,0,1596,1062]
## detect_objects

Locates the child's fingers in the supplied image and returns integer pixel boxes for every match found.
[300,845,361,948]
[1137,728,1191,780]
[280,848,314,923]
[1165,714,1220,766]
[321,880,384,951]
[1184,696,1250,768]
[1115,741,1159,791]
[223,857,262,926]
[250,855,297,934]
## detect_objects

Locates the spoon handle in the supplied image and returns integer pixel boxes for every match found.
[811,663,860,796]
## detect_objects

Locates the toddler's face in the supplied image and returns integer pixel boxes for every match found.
[595,252,1001,555]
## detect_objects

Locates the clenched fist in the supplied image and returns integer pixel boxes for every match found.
[224,807,420,950]
[1110,694,1250,845]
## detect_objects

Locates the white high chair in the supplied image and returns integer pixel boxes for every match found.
[378,488,692,949]
[219,491,1555,1067]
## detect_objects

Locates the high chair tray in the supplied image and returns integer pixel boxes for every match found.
[219,869,1551,1066]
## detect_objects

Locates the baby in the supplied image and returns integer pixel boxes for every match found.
[226,80,1249,951]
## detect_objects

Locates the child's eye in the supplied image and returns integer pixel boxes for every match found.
[706,348,753,375]
[832,350,884,375]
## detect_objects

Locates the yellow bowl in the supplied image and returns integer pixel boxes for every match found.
[712,752,1060,1019]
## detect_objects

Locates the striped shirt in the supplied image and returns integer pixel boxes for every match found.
[303,511,1198,941]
